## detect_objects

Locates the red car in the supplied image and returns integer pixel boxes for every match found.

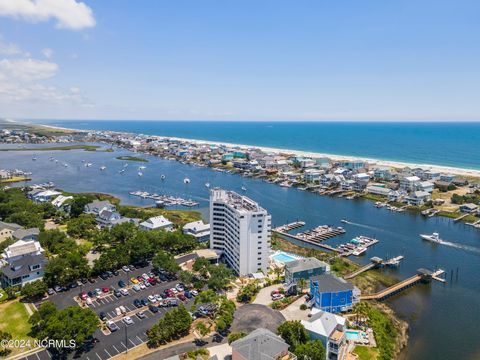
[80,292,88,300]
[102,287,110,293]
[177,294,187,301]
[137,276,144,282]
[148,278,157,285]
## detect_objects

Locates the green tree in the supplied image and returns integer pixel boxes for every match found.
[0,330,12,356]
[21,280,47,300]
[152,251,180,274]
[66,214,96,238]
[294,340,326,360]
[44,251,89,286]
[178,270,194,286]
[38,229,77,254]
[297,278,307,293]
[6,211,44,229]
[207,264,233,291]
[277,321,309,351]
[227,331,247,344]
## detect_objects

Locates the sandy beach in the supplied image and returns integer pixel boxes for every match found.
[21,120,480,179]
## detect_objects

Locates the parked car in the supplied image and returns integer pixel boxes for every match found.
[99,312,107,321]
[80,278,88,284]
[130,277,139,284]
[132,284,141,292]
[113,270,120,276]
[118,280,126,288]
[190,290,198,296]
[184,291,192,299]
[149,305,159,313]
[177,294,187,301]
[148,277,157,286]
[170,287,178,294]
[107,321,119,332]
[88,291,95,298]
[137,276,144,282]
[120,288,129,296]
[148,295,156,303]
[158,274,167,282]
[139,283,146,290]
[154,294,163,302]
[128,265,135,271]
[95,288,102,295]
[106,271,113,277]
[115,307,122,316]
[133,299,142,308]
[141,298,149,306]
[272,293,284,300]
[137,311,146,319]
[102,287,110,293]
[119,305,127,314]
[79,292,88,300]
[47,288,55,295]
[114,290,122,298]
[142,273,149,280]
[122,265,130,273]
[88,278,96,284]
[100,273,109,280]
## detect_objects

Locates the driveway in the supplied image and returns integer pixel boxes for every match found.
[253,284,283,306]
[231,304,285,333]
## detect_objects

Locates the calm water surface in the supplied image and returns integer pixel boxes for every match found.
[1,143,479,360]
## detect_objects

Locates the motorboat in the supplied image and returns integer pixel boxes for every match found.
[139,166,146,170]
[160,175,166,180]
[205,182,210,188]
[184,178,190,184]
[241,186,247,191]
[341,219,349,224]
[100,166,106,171]
[138,171,143,177]
[420,232,442,243]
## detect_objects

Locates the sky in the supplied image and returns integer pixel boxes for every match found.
[0,0,479,121]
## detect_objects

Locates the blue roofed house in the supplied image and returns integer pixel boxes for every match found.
[301,309,347,360]
[310,273,360,313]
[284,257,330,284]
[0,239,46,288]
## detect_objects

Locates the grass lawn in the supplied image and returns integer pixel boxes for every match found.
[0,300,35,356]
[0,288,7,303]
[353,345,378,360]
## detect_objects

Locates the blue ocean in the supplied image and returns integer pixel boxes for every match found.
[32,120,480,170]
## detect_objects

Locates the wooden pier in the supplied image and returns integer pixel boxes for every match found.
[360,268,445,301]
[274,221,306,233]
[454,213,470,222]
[344,256,404,279]
[274,230,341,253]
[296,225,346,242]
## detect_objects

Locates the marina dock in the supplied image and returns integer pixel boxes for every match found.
[129,191,199,207]
[274,221,306,233]
[345,255,404,279]
[360,268,445,301]
[273,223,344,252]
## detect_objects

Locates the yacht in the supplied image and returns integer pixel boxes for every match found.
[241,186,247,191]
[205,182,210,188]
[184,177,190,184]
[85,163,92,167]
[420,232,442,243]
[340,219,349,224]
[138,171,143,177]
[32,156,37,161]
[139,166,146,170]
[100,166,107,171]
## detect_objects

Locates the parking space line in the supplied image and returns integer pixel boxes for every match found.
[136,335,143,343]
[104,349,112,358]
[35,352,41,360]
[95,352,102,360]
[129,338,136,347]
[45,350,52,358]
[120,341,127,349]
[112,345,120,353]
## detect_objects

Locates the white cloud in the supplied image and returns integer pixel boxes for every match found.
[0,0,95,30]
[0,34,23,56]
[41,47,53,58]
[0,58,58,81]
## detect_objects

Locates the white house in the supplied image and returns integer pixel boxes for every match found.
[182,220,210,242]
[304,169,323,183]
[139,216,173,231]
[400,176,421,192]
[406,191,431,206]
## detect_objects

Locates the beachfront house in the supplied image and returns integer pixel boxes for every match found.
[51,195,73,213]
[338,160,367,171]
[0,221,23,242]
[301,309,347,360]
[373,166,395,181]
[353,173,370,192]
[139,216,174,232]
[0,239,46,288]
[366,184,392,197]
[304,169,323,183]
[418,181,435,193]
[231,328,295,360]
[284,257,330,284]
[310,273,360,313]
[340,179,355,191]
[182,220,210,242]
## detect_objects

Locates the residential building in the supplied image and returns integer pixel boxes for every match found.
[0,221,23,242]
[366,185,392,197]
[182,220,211,242]
[0,239,46,287]
[301,310,347,360]
[399,176,421,192]
[210,188,271,276]
[338,160,366,171]
[139,216,174,231]
[12,228,40,241]
[373,166,394,181]
[310,273,360,313]
[284,257,330,284]
[84,200,117,215]
[231,328,295,360]
[405,191,431,206]
[459,203,478,213]
[418,181,434,193]
[51,195,73,213]
[353,173,370,191]
[28,189,62,203]
[304,169,323,183]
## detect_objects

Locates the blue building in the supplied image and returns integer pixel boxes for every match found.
[284,257,329,284]
[310,274,360,313]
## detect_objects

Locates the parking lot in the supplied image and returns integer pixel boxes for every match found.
[23,264,195,360]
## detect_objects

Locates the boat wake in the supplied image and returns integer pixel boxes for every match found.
[341,220,384,232]
[429,239,480,255]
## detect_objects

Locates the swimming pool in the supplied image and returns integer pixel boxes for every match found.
[272,253,298,263]
[345,330,361,341]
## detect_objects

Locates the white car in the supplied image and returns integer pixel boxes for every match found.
[272,294,284,300]
[119,305,127,314]
[175,284,184,291]
[190,290,198,296]
[115,307,122,316]
[170,287,178,294]
[120,288,129,296]
[144,281,151,287]
[154,294,163,301]
[148,295,156,303]
[142,273,149,280]
[139,283,146,290]
[123,316,134,325]
[122,265,130,272]
[132,284,140,292]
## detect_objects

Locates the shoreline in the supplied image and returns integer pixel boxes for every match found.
[22,120,480,179]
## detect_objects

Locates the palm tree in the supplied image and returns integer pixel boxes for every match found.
[273,266,283,280]
[297,278,307,294]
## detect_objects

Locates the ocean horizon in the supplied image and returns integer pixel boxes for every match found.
[30,119,480,171]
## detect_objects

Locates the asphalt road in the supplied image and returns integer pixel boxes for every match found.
[22,264,194,360]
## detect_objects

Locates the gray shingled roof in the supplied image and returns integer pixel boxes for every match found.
[0,221,23,232]
[285,257,327,273]
[231,328,289,360]
[310,273,354,292]
[12,228,40,240]
[1,253,46,278]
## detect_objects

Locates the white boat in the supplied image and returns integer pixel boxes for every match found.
[205,182,210,188]
[85,163,92,167]
[184,178,190,184]
[352,247,367,256]
[100,166,106,171]
[64,163,68,167]
[420,232,442,243]
[139,166,146,170]
[138,171,143,177]
[341,219,349,223]
[241,186,247,191]
[119,169,125,174]
[32,156,37,161]
[123,163,128,168]
[160,175,166,180]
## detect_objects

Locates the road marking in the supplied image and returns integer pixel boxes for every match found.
[136,335,143,343]
[95,352,102,360]
[45,350,52,358]
[35,352,41,360]
[104,349,112,358]
[112,345,120,353]
[124,305,132,311]
[129,338,136,347]
[120,341,127,349]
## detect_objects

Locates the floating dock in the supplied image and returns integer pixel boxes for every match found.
[344,255,404,279]
[274,221,306,233]
[273,224,344,253]
[360,268,445,301]
[129,191,199,207]
[337,236,379,257]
